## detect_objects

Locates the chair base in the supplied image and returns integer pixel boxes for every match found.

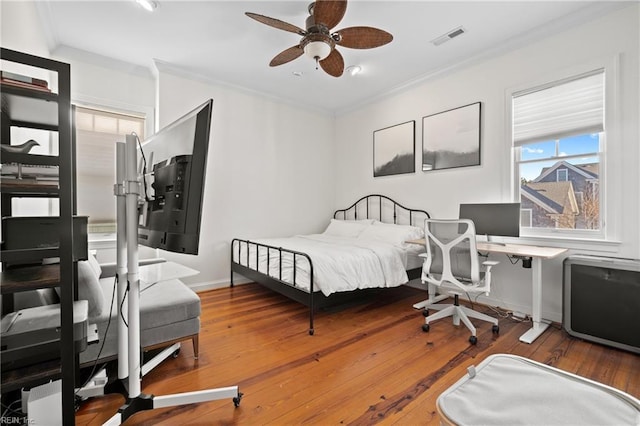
[412,283,449,310]
[423,295,498,341]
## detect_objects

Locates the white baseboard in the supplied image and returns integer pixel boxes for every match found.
[189,277,251,293]
[188,277,563,323]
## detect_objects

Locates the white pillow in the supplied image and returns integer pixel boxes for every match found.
[323,219,371,238]
[359,221,424,247]
[373,221,424,239]
[87,253,103,278]
[54,259,105,321]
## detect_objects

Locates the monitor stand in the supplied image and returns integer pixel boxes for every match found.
[484,235,506,246]
[103,135,241,425]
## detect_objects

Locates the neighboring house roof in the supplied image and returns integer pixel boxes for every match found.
[578,162,599,177]
[535,160,599,182]
[521,181,579,215]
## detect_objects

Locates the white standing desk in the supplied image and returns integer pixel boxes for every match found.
[407,239,568,344]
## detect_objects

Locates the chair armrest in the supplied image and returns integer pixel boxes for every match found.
[418,253,429,259]
[482,260,500,287]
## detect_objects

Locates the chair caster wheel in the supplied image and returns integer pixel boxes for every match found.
[422,324,430,332]
[422,309,429,317]
[233,392,243,407]
[492,325,500,334]
[469,335,478,345]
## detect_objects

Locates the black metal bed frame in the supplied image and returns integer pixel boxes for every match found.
[230,194,430,335]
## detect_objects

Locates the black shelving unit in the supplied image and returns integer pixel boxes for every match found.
[1,48,77,425]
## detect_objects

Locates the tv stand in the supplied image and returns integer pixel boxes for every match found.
[103,135,241,425]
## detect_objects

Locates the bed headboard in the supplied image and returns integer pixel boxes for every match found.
[333,194,430,227]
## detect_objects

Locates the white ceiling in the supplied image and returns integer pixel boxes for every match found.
[35,1,625,113]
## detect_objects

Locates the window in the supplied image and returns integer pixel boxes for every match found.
[9,127,59,217]
[75,106,145,233]
[556,169,568,182]
[520,209,532,227]
[513,70,604,237]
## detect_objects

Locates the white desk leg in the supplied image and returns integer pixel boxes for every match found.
[519,257,550,344]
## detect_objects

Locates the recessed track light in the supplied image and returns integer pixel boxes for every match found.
[431,26,466,46]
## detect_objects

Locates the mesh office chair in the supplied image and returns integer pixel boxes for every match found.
[420,218,500,344]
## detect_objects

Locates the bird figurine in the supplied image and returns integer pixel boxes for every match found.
[1,139,40,154]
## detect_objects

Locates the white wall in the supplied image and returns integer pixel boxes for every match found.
[4,1,638,322]
[334,4,640,322]
[0,1,49,60]
[1,1,335,289]
[152,70,335,289]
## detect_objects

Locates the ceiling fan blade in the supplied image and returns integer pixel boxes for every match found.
[245,12,306,35]
[335,27,393,49]
[313,0,347,30]
[320,49,344,77]
[269,45,304,67]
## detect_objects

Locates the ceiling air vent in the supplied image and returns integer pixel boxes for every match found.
[431,26,466,46]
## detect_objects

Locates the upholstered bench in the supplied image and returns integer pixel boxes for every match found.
[78,255,201,366]
[437,354,640,426]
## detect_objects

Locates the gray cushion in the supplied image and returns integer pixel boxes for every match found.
[77,260,106,320]
[86,253,102,278]
[96,277,200,329]
[80,277,200,365]
[52,256,105,320]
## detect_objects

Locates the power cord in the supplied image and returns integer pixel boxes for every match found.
[1,399,23,418]
[506,254,522,265]
[120,280,129,328]
[132,132,152,203]
[76,274,118,397]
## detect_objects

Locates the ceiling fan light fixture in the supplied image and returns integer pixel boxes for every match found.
[346,65,362,76]
[303,40,332,61]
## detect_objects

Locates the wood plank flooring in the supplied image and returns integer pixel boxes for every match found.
[76,283,640,425]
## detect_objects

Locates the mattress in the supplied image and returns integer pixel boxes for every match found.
[437,354,640,426]
[405,243,425,270]
[234,234,418,296]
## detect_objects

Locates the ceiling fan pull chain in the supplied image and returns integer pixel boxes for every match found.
[315,56,319,70]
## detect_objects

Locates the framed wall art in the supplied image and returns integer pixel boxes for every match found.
[373,120,415,177]
[422,102,481,171]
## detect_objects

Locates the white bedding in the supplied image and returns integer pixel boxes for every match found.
[235,234,415,296]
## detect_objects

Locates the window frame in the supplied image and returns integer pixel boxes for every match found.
[514,133,603,238]
[506,56,620,243]
[72,98,153,234]
[556,169,568,182]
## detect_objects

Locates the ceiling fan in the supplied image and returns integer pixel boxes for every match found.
[245,0,393,77]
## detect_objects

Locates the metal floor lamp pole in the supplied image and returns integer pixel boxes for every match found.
[103,135,241,425]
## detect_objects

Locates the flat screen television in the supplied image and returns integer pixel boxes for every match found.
[459,202,520,239]
[137,99,213,254]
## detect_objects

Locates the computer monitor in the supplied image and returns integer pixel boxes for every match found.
[459,203,520,238]
[137,99,213,254]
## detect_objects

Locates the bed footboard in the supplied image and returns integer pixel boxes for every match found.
[230,239,317,335]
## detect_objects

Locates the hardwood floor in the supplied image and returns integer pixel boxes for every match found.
[76,283,640,425]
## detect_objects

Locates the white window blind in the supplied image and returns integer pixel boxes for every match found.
[75,106,145,226]
[513,70,604,146]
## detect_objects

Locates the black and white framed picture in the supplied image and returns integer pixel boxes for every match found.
[373,120,415,177]
[422,102,481,171]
